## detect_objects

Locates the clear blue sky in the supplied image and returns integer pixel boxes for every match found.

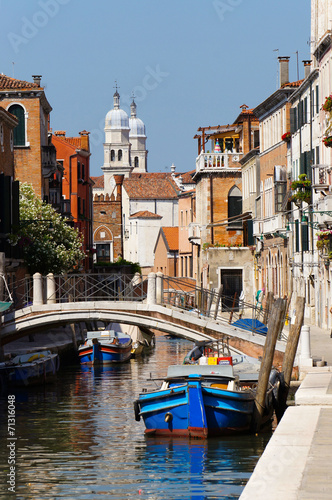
[0,0,311,177]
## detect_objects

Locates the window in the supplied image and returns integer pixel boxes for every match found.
[77,161,81,180]
[81,164,85,180]
[111,150,115,161]
[134,156,139,168]
[301,218,309,252]
[228,186,242,228]
[118,149,122,161]
[8,104,25,146]
[274,166,287,213]
[225,138,233,152]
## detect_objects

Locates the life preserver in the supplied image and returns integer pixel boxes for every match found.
[28,353,44,362]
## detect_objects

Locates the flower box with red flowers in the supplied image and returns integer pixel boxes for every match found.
[323,136,332,148]
[282,132,291,142]
[322,95,332,113]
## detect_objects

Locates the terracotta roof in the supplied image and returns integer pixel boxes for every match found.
[0,74,40,90]
[52,133,88,152]
[175,170,196,184]
[123,173,179,199]
[91,176,104,188]
[281,79,304,88]
[129,210,162,219]
[162,227,179,251]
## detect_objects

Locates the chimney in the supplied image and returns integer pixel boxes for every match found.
[32,75,42,86]
[303,60,311,79]
[278,57,290,87]
[54,131,66,137]
[79,130,90,152]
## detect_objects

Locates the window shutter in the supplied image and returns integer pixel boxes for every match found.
[316,85,319,114]
[295,219,299,253]
[9,105,25,146]
[247,219,254,246]
[300,152,305,174]
[290,108,296,133]
[304,97,308,124]
[301,219,309,252]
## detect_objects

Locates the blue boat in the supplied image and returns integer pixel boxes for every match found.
[134,364,279,438]
[78,327,132,365]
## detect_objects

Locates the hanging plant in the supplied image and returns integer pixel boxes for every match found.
[290,174,312,206]
[323,136,332,148]
[281,131,291,142]
[316,230,332,254]
[322,94,332,112]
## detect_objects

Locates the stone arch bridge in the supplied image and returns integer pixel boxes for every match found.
[1,272,286,365]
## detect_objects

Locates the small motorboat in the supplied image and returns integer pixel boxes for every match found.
[134,355,280,438]
[0,350,60,388]
[78,325,132,365]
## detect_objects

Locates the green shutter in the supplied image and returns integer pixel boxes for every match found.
[295,220,299,253]
[301,218,309,252]
[9,105,25,146]
[316,85,319,114]
[290,108,296,133]
[247,219,254,246]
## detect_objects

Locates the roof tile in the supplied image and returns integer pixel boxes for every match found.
[162,226,179,251]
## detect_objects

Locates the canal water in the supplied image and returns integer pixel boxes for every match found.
[0,334,271,500]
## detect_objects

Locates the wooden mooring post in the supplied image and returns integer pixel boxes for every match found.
[277,296,305,421]
[263,291,274,325]
[251,297,286,433]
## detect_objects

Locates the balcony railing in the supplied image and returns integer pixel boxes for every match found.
[312,164,332,190]
[253,215,285,236]
[196,152,242,173]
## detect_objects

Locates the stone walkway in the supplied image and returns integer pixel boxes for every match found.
[240,321,332,499]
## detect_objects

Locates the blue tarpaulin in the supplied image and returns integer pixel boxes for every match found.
[232,318,268,335]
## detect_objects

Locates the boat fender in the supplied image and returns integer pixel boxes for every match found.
[28,353,44,362]
[134,401,141,421]
[165,412,173,423]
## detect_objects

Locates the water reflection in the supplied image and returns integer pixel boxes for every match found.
[0,333,270,499]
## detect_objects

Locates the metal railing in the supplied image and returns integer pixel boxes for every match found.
[160,275,270,336]
[10,273,148,308]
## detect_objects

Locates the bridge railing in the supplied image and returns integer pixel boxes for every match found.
[160,275,270,336]
[10,273,147,308]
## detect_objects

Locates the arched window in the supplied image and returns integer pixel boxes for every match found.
[111,149,115,161]
[228,186,242,228]
[118,149,122,161]
[8,104,25,146]
[134,156,139,168]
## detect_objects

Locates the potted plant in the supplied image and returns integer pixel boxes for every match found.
[316,230,332,256]
[323,136,332,148]
[282,131,291,142]
[290,174,312,206]
[322,94,332,113]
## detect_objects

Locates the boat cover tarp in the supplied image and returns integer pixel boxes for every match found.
[0,301,13,312]
[232,318,268,335]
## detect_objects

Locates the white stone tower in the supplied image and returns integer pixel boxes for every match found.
[129,97,148,172]
[102,85,132,192]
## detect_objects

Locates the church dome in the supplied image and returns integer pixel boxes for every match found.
[105,108,130,129]
[105,89,130,130]
[129,98,146,137]
[129,117,146,137]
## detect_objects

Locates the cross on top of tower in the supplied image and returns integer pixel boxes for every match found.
[114,81,120,94]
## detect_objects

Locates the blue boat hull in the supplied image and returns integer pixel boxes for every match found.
[78,341,132,365]
[135,378,256,438]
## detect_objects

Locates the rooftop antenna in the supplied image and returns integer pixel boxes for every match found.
[273,49,279,89]
[294,51,299,80]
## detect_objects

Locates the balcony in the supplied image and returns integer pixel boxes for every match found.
[253,214,285,236]
[312,164,332,191]
[263,214,285,234]
[42,145,57,178]
[195,152,242,174]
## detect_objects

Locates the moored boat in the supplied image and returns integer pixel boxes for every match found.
[134,362,280,438]
[0,350,60,388]
[78,327,132,365]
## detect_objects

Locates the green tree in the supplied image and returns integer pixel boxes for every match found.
[11,183,86,275]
